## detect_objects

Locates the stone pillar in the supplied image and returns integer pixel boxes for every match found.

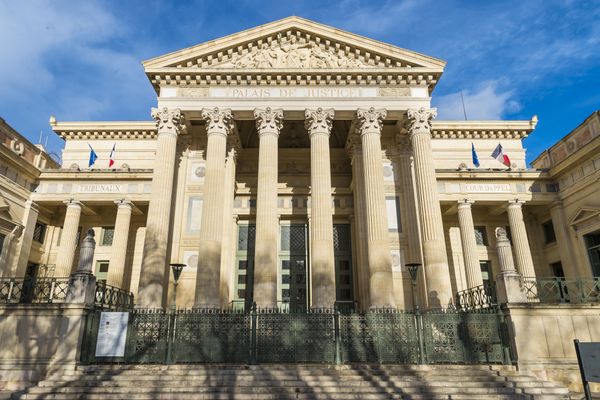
[0,226,22,277]
[550,201,581,278]
[407,107,453,308]
[457,199,484,288]
[507,199,536,278]
[346,138,370,309]
[107,200,133,288]
[55,199,82,277]
[138,107,185,308]
[253,108,284,308]
[66,228,97,306]
[194,108,233,308]
[12,200,39,277]
[305,108,336,308]
[356,108,395,308]
[494,227,527,303]
[220,139,240,307]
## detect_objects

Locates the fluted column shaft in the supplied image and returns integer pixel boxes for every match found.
[253,108,283,308]
[220,146,238,306]
[457,200,483,288]
[195,108,233,308]
[507,200,536,278]
[549,201,581,278]
[306,108,336,308]
[407,107,453,308]
[13,200,39,277]
[55,200,82,277]
[356,108,395,308]
[107,200,133,288]
[138,107,184,308]
[496,227,517,274]
[347,143,370,309]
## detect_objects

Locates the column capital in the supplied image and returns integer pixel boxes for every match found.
[305,108,334,137]
[201,107,234,138]
[254,107,284,136]
[114,199,133,209]
[406,107,437,137]
[345,134,362,158]
[356,107,387,136]
[151,107,185,134]
[508,199,524,209]
[63,199,82,209]
[457,199,474,209]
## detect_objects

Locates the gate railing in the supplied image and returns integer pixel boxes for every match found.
[0,277,69,304]
[522,277,600,303]
[457,283,497,310]
[94,282,134,311]
[81,304,511,365]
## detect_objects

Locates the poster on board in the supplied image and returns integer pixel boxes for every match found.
[95,312,129,357]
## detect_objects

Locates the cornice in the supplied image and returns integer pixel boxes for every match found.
[50,120,157,140]
[146,68,441,93]
[435,169,550,180]
[38,169,153,180]
[431,118,537,139]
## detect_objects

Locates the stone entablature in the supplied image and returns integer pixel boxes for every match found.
[431,118,537,140]
[50,120,157,140]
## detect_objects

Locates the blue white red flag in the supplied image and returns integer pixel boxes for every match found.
[108,143,116,168]
[491,143,511,167]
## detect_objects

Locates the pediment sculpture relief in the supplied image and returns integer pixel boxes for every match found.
[224,34,367,69]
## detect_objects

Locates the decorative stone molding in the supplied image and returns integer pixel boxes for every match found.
[254,107,284,135]
[406,107,437,137]
[151,107,185,134]
[495,227,510,243]
[201,107,234,137]
[305,108,334,136]
[344,134,362,157]
[10,140,24,156]
[51,121,157,140]
[356,107,387,135]
[378,87,411,97]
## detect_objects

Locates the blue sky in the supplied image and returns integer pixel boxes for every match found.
[0,0,598,164]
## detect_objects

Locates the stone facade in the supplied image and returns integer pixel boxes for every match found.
[1,17,598,312]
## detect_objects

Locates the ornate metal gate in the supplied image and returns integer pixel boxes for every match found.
[81,306,511,365]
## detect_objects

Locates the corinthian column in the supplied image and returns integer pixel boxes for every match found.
[507,200,536,278]
[457,200,483,288]
[305,108,336,308]
[407,107,453,308]
[253,108,284,308]
[107,200,133,288]
[356,108,395,308]
[195,107,234,308]
[55,199,82,277]
[138,107,184,308]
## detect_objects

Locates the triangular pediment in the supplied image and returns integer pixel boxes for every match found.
[143,16,445,71]
[569,206,600,227]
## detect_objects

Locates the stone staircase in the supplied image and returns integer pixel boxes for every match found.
[12,364,571,400]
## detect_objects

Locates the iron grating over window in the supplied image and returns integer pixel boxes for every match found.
[333,224,351,252]
[237,225,256,251]
[101,227,115,246]
[281,225,306,252]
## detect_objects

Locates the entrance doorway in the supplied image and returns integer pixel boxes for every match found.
[234,224,255,311]
[280,224,308,312]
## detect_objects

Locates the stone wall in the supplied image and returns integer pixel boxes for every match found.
[0,304,89,391]
[505,303,600,392]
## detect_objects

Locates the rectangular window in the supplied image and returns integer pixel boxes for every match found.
[474,226,488,246]
[101,227,115,246]
[385,196,401,232]
[95,260,110,283]
[480,260,491,286]
[542,220,556,244]
[32,223,47,244]
[0,233,5,256]
[550,261,564,278]
[584,231,600,277]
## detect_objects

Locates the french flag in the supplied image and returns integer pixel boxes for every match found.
[491,143,511,167]
[108,143,116,168]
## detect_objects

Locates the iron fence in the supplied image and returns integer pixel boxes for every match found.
[81,305,511,365]
[0,277,69,304]
[523,277,600,303]
[457,283,497,310]
[94,282,134,311]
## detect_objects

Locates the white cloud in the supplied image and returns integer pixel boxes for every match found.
[433,81,521,120]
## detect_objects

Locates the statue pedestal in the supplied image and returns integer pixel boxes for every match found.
[495,272,528,304]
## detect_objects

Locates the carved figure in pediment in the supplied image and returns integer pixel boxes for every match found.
[281,35,310,67]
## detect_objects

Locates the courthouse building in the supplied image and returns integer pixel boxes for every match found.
[1,17,599,311]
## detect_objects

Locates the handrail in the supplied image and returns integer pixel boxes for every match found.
[94,281,134,311]
[522,277,600,303]
[0,277,70,304]
[456,283,497,310]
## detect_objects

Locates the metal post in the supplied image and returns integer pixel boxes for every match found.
[165,310,176,364]
[334,308,341,365]
[416,307,425,364]
[250,302,257,365]
[574,339,593,400]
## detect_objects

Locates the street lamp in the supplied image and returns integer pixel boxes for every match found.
[406,263,421,311]
[170,263,186,312]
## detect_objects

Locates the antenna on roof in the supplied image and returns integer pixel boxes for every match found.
[44,134,49,148]
[460,91,468,120]
[38,131,43,144]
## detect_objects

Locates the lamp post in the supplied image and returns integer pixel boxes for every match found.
[406,263,421,311]
[170,263,186,312]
